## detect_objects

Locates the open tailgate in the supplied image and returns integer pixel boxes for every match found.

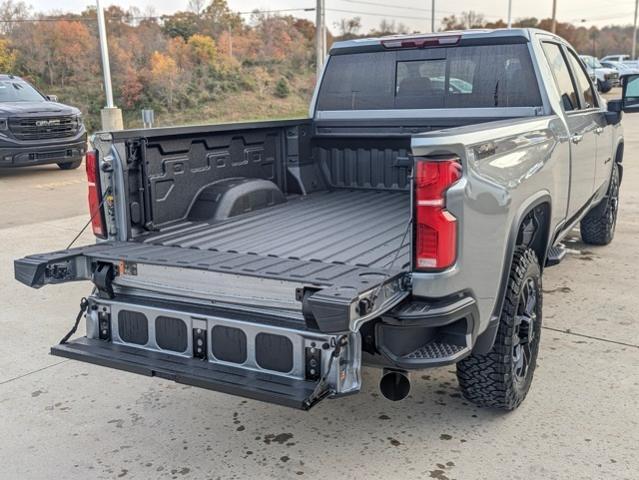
[15,241,408,333]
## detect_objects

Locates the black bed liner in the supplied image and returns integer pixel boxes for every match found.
[141,189,410,269]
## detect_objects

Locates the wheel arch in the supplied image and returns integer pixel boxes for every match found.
[472,193,552,354]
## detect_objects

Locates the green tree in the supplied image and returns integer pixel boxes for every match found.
[274,77,290,98]
[162,11,199,40]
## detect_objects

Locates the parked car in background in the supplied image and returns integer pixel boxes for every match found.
[600,54,633,64]
[579,55,620,92]
[601,60,639,78]
[0,75,86,170]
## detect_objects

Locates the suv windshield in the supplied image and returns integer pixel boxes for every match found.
[0,80,45,102]
[317,43,542,110]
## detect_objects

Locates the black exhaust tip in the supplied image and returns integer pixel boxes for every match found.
[379,368,411,401]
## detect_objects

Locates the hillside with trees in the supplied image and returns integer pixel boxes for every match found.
[0,1,635,131]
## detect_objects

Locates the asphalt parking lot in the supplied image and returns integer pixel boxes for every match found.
[1,111,638,480]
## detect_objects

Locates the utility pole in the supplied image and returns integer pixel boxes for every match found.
[551,0,557,34]
[96,0,123,130]
[633,0,638,60]
[507,0,512,28]
[315,0,326,77]
[431,0,435,32]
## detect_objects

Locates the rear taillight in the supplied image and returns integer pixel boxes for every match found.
[414,158,461,270]
[86,150,106,238]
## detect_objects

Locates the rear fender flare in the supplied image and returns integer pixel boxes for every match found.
[472,192,552,354]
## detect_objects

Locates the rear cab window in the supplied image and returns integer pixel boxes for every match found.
[316,43,543,111]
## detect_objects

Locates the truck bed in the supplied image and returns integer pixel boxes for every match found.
[139,189,411,270]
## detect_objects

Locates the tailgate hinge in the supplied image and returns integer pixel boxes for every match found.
[92,262,115,298]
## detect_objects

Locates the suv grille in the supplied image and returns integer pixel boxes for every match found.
[9,115,80,140]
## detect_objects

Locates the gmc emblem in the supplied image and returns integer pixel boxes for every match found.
[35,119,60,127]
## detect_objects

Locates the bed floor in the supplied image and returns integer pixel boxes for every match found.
[141,189,411,270]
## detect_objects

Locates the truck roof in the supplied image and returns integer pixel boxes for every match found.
[329,28,555,55]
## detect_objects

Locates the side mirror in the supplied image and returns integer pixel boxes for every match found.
[621,74,639,113]
[45,95,58,102]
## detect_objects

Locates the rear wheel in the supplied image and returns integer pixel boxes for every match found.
[597,80,611,93]
[581,163,620,245]
[57,159,82,170]
[456,247,542,410]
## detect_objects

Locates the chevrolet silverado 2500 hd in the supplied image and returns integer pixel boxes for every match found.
[15,29,637,411]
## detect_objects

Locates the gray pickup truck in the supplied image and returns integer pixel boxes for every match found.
[15,29,638,411]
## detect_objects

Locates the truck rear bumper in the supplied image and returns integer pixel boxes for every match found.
[372,294,479,369]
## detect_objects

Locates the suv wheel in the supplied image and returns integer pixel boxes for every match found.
[456,247,542,410]
[57,159,82,170]
[580,163,620,245]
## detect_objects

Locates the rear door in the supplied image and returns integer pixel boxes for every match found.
[541,42,597,218]
[565,48,613,194]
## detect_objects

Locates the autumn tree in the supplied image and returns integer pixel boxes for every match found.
[370,20,409,36]
[441,11,486,30]
[0,0,30,35]
[0,38,16,71]
[13,19,98,87]
[149,51,180,107]
[335,17,361,40]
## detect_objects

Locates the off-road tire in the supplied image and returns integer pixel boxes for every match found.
[456,247,542,410]
[580,163,620,245]
[57,159,82,170]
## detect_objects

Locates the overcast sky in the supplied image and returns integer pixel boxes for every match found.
[30,0,638,30]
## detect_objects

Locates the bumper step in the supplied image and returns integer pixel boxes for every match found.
[52,337,322,410]
[545,243,566,267]
[403,342,467,360]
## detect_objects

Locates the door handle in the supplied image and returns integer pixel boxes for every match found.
[594,127,604,135]
[571,134,583,144]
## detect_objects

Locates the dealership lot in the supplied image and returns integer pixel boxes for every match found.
[1,113,637,479]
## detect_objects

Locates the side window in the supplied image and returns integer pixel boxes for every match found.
[541,42,579,111]
[566,50,597,109]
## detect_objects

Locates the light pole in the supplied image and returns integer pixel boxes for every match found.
[431,0,435,32]
[96,0,123,130]
[507,0,512,28]
[551,0,557,34]
[633,0,638,60]
[315,0,326,77]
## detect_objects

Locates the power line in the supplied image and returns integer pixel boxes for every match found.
[0,7,318,24]
[341,0,504,19]
[327,7,433,21]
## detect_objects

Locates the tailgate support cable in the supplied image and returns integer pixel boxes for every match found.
[59,297,89,345]
[65,187,112,250]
